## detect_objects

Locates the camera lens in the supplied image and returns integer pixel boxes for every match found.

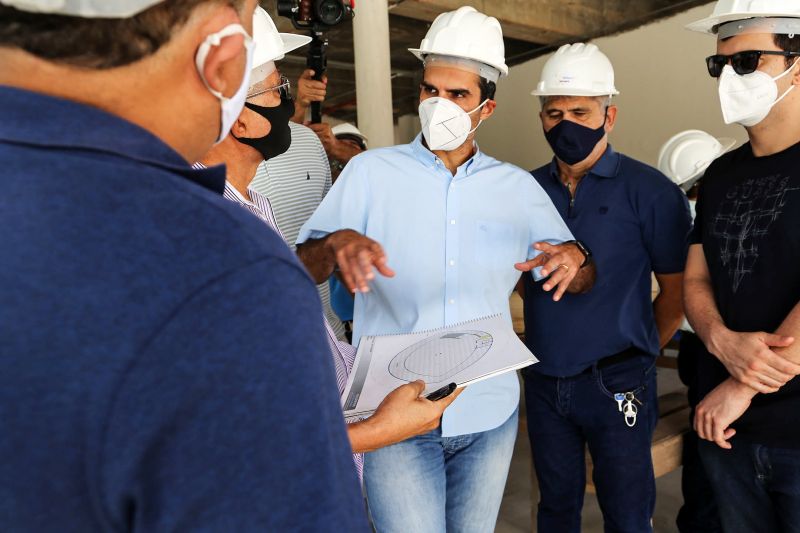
[315,0,345,26]
[276,0,298,18]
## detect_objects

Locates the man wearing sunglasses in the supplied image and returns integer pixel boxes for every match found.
[685,2,800,531]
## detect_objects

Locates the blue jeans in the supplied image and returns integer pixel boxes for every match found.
[363,408,518,533]
[699,437,800,533]
[523,355,658,533]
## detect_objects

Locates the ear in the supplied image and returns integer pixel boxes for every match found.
[605,105,618,134]
[230,114,248,138]
[793,59,800,87]
[200,32,247,98]
[480,99,496,121]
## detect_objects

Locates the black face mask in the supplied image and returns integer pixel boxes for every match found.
[543,113,607,165]
[233,96,295,161]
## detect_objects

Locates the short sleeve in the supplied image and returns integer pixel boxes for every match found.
[296,155,370,245]
[100,257,369,532]
[642,183,692,274]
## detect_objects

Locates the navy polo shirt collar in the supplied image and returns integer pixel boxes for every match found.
[547,144,622,182]
[0,85,226,194]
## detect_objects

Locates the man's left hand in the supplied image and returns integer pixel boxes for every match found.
[514,241,585,301]
[694,378,755,450]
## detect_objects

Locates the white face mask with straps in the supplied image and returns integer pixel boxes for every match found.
[418,97,488,151]
[195,24,255,143]
[718,58,800,127]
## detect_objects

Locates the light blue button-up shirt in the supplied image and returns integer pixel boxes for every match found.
[298,134,574,437]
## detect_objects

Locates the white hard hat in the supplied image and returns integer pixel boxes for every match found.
[686,0,800,34]
[531,43,619,97]
[0,0,164,17]
[252,6,311,79]
[332,123,368,146]
[657,130,737,191]
[408,6,508,79]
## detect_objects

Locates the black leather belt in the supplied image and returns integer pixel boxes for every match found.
[580,347,642,374]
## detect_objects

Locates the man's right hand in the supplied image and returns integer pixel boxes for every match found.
[325,229,395,293]
[708,326,799,393]
[350,381,462,453]
[291,69,327,123]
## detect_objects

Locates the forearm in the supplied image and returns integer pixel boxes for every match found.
[773,300,800,362]
[290,103,307,124]
[296,236,337,284]
[330,142,363,166]
[684,274,728,353]
[653,291,683,348]
[347,418,391,454]
[566,263,595,294]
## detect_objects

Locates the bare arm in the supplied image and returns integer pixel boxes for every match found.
[696,300,800,449]
[297,230,395,293]
[684,244,798,393]
[346,381,462,453]
[653,272,684,349]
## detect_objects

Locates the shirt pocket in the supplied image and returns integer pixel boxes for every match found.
[473,219,521,268]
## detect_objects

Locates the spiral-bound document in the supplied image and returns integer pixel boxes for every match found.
[341,314,538,418]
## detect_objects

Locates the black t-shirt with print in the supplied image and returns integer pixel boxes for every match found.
[692,140,800,448]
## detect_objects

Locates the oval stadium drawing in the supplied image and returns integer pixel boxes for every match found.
[388,330,493,382]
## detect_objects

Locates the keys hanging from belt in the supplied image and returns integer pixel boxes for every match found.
[614,391,642,427]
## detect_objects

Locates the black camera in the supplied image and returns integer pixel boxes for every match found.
[277,0,354,32]
[277,0,355,123]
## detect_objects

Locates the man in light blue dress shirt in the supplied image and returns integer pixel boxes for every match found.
[297,7,595,532]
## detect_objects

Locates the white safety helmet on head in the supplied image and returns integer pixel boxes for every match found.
[251,7,311,82]
[532,43,619,97]
[657,130,736,191]
[686,0,800,35]
[0,0,164,17]
[409,6,508,82]
[332,123,368,147]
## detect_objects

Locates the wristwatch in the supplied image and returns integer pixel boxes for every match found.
[564,240,593,268]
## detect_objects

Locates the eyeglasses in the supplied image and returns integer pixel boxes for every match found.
[247,74,292,100]
[705,50,800,78]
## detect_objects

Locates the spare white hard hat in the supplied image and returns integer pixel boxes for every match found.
[657,130,737,191]
[686,0,800,34]
[332,123,368,146]
[532,43,619,97]
[0,0,164,17]
[252,6,311,79]
[409,6,508,79]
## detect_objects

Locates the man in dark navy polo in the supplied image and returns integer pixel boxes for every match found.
[521,43,691,533]
[0,1,368,531]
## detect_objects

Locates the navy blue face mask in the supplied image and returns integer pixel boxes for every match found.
[544,113,607,165]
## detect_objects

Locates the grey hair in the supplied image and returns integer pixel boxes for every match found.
[538,95,613,109]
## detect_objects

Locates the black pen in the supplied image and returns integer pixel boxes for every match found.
[426,382,457,401]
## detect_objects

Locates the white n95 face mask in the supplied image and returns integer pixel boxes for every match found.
[195,24,255,144]
[718,59,799,127]
[419,97,488,151]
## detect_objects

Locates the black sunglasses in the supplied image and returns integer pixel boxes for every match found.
[706,50,800,78]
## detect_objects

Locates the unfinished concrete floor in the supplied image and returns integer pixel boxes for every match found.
[496,367,685,532]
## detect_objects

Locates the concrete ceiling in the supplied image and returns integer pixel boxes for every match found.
[262,0,712,123]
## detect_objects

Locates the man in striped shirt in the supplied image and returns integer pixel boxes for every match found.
[196,7,459,474]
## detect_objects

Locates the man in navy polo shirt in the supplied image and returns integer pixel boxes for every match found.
[521,43,691,532]
[0,1,368,531]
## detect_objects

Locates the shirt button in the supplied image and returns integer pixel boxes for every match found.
[449,259,455,266]
[449,299,455,305]
[450,219,456,225]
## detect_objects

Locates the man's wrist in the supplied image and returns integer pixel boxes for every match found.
[726,376,759,399]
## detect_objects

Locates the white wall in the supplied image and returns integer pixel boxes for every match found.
[401,3,749,170]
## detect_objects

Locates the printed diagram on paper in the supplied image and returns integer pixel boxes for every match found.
[388,331,493,382]
[341,314,537,419]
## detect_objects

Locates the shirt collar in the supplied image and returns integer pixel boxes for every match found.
[0,85,226,194]
[548,144,621,181]
[410,133,484,176]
